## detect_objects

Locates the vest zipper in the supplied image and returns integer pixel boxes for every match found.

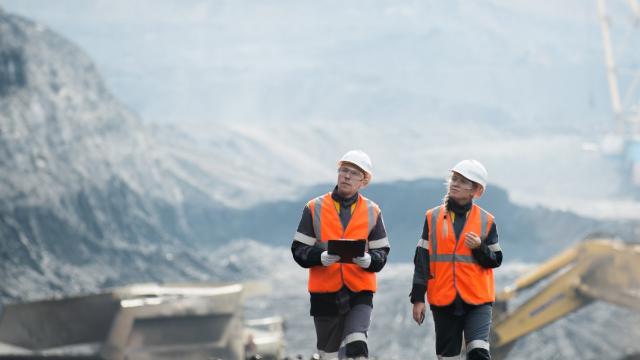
[339,223,345,287]
[335,196,361,290]
[450,210,471,301]
[447,214,460,296]
[336,201,351,288]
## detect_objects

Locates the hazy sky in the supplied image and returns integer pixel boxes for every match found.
[2,0,640,217]
[0,0,626,130]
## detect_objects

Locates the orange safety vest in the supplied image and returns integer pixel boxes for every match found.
[307,193,380,293]
[426,203,495,306]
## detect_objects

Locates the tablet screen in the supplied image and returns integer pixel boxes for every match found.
[327,239,366,263]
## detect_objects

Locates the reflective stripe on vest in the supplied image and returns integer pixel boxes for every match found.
[307,193,379,293]
[426,204,495,306]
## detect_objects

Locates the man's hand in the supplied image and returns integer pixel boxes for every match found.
[412,302,426,325]
[353,253,372,268]
[464,231,481,249]
[321,251,340,266]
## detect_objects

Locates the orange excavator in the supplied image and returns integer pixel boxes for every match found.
[490,236,640,359]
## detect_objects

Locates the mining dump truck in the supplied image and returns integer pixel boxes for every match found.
[0,283,285,360]
[490,236,640,359]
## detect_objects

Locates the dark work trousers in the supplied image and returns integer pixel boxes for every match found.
[432,303,492,360]
[313,304,372,360]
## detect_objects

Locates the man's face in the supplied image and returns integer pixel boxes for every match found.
[336,163,365,197]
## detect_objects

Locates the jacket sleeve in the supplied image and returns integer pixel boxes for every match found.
[365,212,390,272]
[291,205,323,268]
[410,217,431,304]
[471,222,502,268]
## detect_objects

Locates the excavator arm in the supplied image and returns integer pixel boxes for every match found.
[491,238,640,359]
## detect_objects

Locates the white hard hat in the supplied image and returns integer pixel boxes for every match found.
[450,159,488,197]
[338,150,373,181]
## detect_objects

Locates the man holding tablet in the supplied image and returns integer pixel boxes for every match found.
[291,150,390,360]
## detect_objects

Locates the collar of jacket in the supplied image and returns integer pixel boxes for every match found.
[447,197,472,216]
[331,186,359,208]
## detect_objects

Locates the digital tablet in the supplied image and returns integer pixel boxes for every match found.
[327,239,366,263]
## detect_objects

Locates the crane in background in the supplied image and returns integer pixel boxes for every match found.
[598,0,640,185]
